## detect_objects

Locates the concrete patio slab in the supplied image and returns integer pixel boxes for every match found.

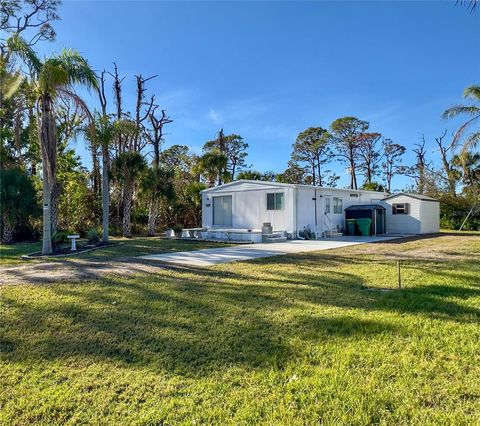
[139,235,401,267]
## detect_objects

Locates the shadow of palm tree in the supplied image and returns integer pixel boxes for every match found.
[1,240,478,376]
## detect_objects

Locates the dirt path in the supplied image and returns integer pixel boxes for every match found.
[0,258,173,286]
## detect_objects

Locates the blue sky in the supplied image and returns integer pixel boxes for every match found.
[38,1,479,189]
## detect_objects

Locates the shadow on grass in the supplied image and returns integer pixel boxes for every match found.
[1,246,478,376]
[0,268,397,375]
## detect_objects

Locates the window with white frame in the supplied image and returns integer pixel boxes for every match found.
[213,195,233,226]
[266,192,284,210]
[333,197,343,214]
[392,203,409,215]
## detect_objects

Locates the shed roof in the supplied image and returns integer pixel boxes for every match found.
[383,192,439,202]
[344,204,386,210]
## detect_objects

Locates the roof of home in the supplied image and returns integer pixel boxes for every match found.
[201,180,386,195]
[383,192,439,202]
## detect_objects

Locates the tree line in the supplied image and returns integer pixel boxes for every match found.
[1,0,479,253]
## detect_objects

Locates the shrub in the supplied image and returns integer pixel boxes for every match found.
[86,228,100,245]
[172,224,183,233]
[439,194,480,231]
[52,231,70,248]
[0,167,39,244]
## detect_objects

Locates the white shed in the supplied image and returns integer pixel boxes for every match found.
[380,192,440,234]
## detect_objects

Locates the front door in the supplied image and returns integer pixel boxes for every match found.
[322,196,332,234]
[213,195,232,227]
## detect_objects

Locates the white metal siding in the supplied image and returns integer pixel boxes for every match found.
[295,188,386,234]
[203,185,294,232]
[381,196,421,234]
[419,200,440,233]
[203,181,388,236]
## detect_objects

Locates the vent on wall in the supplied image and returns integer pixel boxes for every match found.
[350,193,359,198]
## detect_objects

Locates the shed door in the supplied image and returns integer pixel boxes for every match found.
[213,195,232,227]
[375,209,385,234]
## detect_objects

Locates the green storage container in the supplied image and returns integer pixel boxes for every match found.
[356,218,372,236]
[346,219,356,235]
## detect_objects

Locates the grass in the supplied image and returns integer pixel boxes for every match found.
[0,233,479,424]
[0,236,228,265]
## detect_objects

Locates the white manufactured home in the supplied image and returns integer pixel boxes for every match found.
[199,180,440,242]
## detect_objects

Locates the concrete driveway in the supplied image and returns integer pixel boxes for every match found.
[139,236,400,267]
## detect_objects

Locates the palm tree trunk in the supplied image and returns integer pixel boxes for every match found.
[1,218,14,244]
[102,146,109,243]
[50,181,61,236]
[42,178,53,254]
[122,182,133,238]
[39,94,56,255]
[92,148,101,197]
[147,198,158,236]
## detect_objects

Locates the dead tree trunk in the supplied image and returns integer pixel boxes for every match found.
[435,130,457,196]
[413,137,428,194]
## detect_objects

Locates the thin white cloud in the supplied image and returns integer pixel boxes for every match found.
[208,108,221,123]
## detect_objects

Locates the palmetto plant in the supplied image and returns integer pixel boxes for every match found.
[6,35,98,254]
[443,85,480,153]
[140,166,175,236]
[111,151,146,238]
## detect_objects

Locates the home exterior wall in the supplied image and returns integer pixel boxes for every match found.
[381,195,422,234]
[202,182,295,232]
[202,183,442,237]
[284,186,385,234]
[419,200,440,234]
[320,188,384,233]
[292,188,385,234]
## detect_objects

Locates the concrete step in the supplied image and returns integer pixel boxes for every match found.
[262,233,287,243]
[323,231,343,238]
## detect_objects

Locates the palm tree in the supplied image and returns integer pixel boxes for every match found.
[443,85,480,152]
[194,149,228,187]
[7,35,97,254]
[111,151,146,237]
[140,166,175,236]
[452,151,480,194]
[85,113,115,243]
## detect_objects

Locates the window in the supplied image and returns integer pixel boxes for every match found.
[392,203,408,215]
[325,197,331,214]
[333,197,343,214]
[213,195,232,226]
[267,192,284,210]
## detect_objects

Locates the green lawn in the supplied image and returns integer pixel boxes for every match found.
[0,234,479,424]
[0,237,228,265]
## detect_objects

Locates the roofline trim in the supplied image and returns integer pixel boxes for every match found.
[201,180,387,195]
[383,192,439,202]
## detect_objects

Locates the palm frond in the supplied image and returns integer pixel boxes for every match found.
[84,112,115,148]
[5,34,42,73]
[442,105,480,119]
[114,118,137,137]
[462,131,480,153]
[56,87,93,122]
[464,85,480,101]
[451,114,480,147]
[38,61,69,93]
[55,49,98,90]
